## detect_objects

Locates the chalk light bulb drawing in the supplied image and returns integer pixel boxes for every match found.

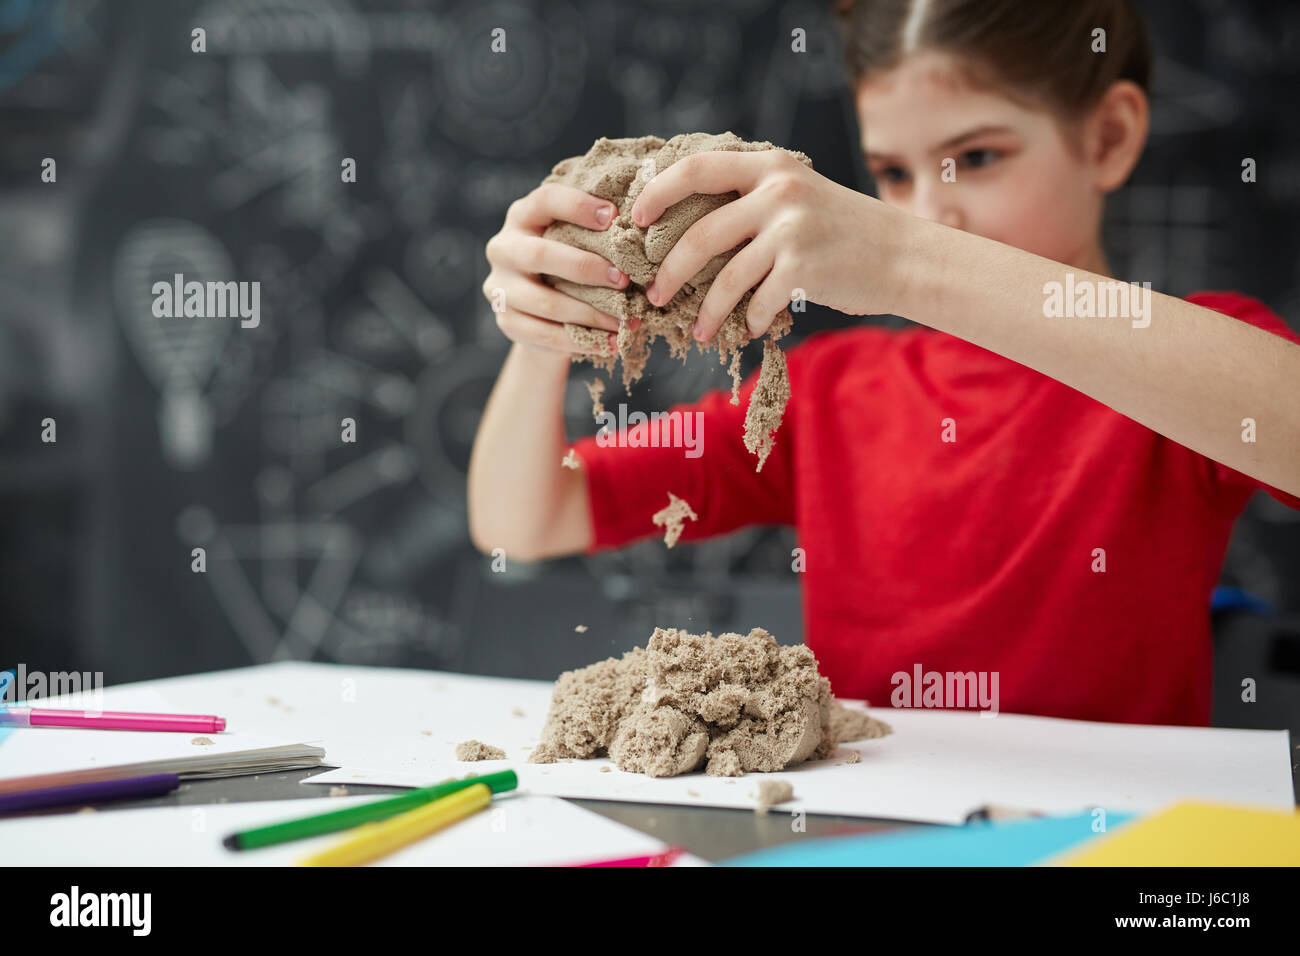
[112,218,237,469]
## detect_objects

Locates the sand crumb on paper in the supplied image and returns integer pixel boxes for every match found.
[421,730,432,736]
[329,786,349,797]
[511,707,525,718]
[561,448,580,470]
[844,751,861,764]
[528,626,891,778]
[652,492,697,548]
[542,133,807,469]
[455,740,506,761]
[191,737,214,746]
[754,779,794,815]
[586,377,606,419]
[600,765,611,772]
[77,806,97,814]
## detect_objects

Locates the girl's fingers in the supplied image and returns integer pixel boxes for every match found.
[508,183,618,232]
[489,274,623,332]
[631,151,772,227]
[694,238,774,342]
[496,307,617,356]
[745,267,795,338]
[509,236,628,289]
[647,195,762,308]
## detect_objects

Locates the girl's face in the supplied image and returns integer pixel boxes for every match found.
[855,51,1107,272]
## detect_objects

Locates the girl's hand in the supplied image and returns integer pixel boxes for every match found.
[482,184,632,356]
[630,150,915,340]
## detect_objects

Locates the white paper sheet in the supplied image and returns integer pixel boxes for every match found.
[0,793,704,866]
[47,662,1295,826]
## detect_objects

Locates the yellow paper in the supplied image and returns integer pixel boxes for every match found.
[1052,801,1300,866]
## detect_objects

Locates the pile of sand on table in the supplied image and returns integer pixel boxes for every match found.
[541,132,809,471]
[528,627,891,777]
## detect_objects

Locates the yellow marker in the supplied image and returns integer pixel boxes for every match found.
[297,783,491,867]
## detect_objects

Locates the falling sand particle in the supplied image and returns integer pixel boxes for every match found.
[455,740,506,761]
[528,626,891,778]
[561,448,580,470]
[652,492,697,548]
[575,624,588,633]
[542,133,805,470]
[586,378,606,419]
[744,339,790,472]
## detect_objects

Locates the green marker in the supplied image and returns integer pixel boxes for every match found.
[223,770,518,851]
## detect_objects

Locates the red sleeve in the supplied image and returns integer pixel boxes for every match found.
[1185,290,1300,511]
[574,352,798,553]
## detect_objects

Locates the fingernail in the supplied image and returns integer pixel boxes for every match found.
[693,320,706,341]
[607,266,624,286]
[595,205,613,227]
[646,281,658,305]
[631,203,642,226]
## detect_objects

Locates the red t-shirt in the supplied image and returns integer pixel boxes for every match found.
[574,291,1300,726]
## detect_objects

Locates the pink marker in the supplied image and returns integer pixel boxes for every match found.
[0,709,227,733]
[569,846,684,867]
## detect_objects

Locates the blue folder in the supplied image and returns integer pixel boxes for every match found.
[722,810,1137,867]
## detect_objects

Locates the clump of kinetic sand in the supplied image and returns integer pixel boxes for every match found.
[542,132,810,469]
[652,492,697,548]
[528,627,892,778]
[455,740,506,761]
[829,699,890,744]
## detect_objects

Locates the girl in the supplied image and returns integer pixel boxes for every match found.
[468,0,1300,726]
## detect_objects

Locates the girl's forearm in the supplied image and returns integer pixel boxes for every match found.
[894,217,1300,497]
[467,343,592,559]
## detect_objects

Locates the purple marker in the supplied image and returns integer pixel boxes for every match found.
[0,772,181,815]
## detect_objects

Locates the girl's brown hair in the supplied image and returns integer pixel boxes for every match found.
[834,0,1152,116]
